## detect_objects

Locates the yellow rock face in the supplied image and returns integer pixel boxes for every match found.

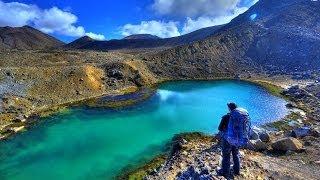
[84,65,105,91]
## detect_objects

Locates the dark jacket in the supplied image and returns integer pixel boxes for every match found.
[218,114,230,133]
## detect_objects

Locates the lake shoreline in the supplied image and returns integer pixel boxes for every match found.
[0,77,290,141]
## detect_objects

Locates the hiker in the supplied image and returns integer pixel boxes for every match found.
[217,102,251,178]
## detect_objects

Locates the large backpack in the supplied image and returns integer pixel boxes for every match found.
[226,108,251,148]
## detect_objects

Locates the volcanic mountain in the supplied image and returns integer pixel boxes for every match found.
[143,0,320,79]
[0,26,64,51]
[123,34,161,40]
[64,25,223,51]
[64,36,95,49]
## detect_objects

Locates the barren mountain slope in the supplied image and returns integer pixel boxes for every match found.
[0,26,64,51]
[143,0,320,79]
[123,34,161,40]
[64,36,95,49]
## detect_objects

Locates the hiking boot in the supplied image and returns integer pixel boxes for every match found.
[216,169,230,178]
[234,172,240,176]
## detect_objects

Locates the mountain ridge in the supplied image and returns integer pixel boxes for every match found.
[63,25,224,51]
[123,34,161,40]
[0,25,64,51]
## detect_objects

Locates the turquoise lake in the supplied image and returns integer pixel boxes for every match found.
[0,81,289,180]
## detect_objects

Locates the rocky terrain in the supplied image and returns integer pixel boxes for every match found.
[0,26,64,51]
[143,0,320,80]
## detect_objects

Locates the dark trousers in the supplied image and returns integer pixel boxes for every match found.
[221,139,240,176]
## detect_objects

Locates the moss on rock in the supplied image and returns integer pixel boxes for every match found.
[117,154,167,180]
[249,80,286,98]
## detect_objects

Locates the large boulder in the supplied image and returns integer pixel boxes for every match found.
[259,131,271,142]
[250,129,260,140]
[311,128,320,137]
[248,139,268,151]
[250,127,271,142]
[271,137,303,152]
[107,69,124,80]
[291,127,312,138]
[177,166,213,180]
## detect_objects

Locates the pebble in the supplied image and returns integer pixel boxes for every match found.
[240,151,245,157]
[12,126,25,133]
[182,138,188,144]
[179,162,185,168]
[182,151,188,156]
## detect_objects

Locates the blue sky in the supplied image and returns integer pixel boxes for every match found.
[0,0,258,42]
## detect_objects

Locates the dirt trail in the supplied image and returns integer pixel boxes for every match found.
[249,154,320,180]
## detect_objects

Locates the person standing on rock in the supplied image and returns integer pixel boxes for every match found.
[217,102,251,178]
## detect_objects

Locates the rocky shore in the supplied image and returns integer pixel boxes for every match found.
[121,83,320,180]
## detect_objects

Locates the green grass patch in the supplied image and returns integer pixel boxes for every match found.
[263,112,303,131]
[251,80,285,98]
[172,132,214,143]
[117,154,167,180]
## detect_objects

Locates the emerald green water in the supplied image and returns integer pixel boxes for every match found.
[0,81,288,180]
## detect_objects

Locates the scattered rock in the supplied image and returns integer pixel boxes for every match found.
[149,168,158,176]
[182,151,188,156]
[259,131,271,142]
[182,139,188,144]
[177,166,213,180]
[108,69,124,80]
[288,120,301,127]
[5,71,12,77]
[11,126,25,133]
[248,139,268,151]
[12,115,26,123]
[132,73,144,87]
[311,129,320,137]
[250,127,270,142]
[286,103,297,109]
[291,127,312,138]
[271,137,303,152]
[250,130,260,140]
[69,70,75,76]
[75,90,82,95]
[304,141,312,146]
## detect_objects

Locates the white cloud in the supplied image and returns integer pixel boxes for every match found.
[121,20,180,38]
[182,7,248,34]
[0,1,39,27]
[122,0,256,38]
[0,1,105,39]
[152,0,240,18]
[33,7,85,37]
[85,32,106,40]
[135,0,258,37]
